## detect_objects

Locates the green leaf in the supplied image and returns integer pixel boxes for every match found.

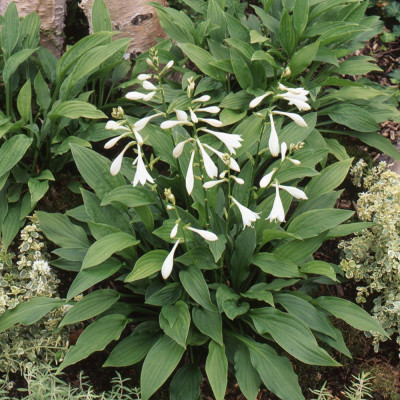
[333,56,382,75]
[92,0,112,32]
[179,266,216,311]
[170,365,203,400]
[103,324,159,367]
[67,258,123,300]
[234,346,261,400]
[0,298,64,333]
[327,104,379,132]
[279,10,296,56]
[293,0,309,37]
[326,222,374,239]
[1,2,19,56]
[49,101,107,120]
[146,283,182,306]
[141,336,185,400]
[34,71,51,110]
[230,48,253,90]
[288,41,319,76]
[250,308,340,366]
[17,80,31,121]
[287,208,354,238]
[0,135,32,176]
[192,307,223,345]
[2,48,37,84]
[205,341,228,400]
[57,314,128,372]
[313,297,388,337]
[160,301,190,348]
[37,211,90,249]
[252,253,302,277]
[60,289,120,326]
[71,145,125,198]
[179,43,225,81]
[125,250,168,282]
[101,185,155,207]
[82,232,139,269]
[300,261,337,281]
[305,159,353,198]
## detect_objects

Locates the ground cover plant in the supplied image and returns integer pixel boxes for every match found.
[0,0,399,399]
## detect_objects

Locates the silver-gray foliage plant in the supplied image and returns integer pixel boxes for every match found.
[340,160,400,351]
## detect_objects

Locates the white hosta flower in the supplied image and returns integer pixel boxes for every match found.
[289,158,301,165]
[105,120,129,131]
[280,93,311,111]
[142,80,157,91]
[267,185,285,223]
[133,145,155,186]
[259,168,277,188]
[197,106,220,114]
[104,132,130,149]
[272,110,307,127]
[249,91,273,108]
[273,184,308,200]
[161,239,180,279]
[126,91,147,101]
[269,113,280,157]
[138,73,152,81]
[199,128,242,155]
[134,112,164,131]
[110,143,132,176]
[175,109,188,122]
[189,108,198,123]
[192,95,211,103]
[160,120,192,129]
[143,91,156,101]
[281,142,288,162]
[173,138,193,158]
[166,60,174,69]
[197,139,218,179]
[198,118,223,127]
[203,179,227,189]
[186,150,196,195]
[278,83,309,96]
[202,143,240,172]
[231,176,244,184]
[170,222,179,239]
[133,129,144,146]
[231,196,260,229]
[187,226,218,241]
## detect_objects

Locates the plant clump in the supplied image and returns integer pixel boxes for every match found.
[340,160,400,352]
[0,215,69,376]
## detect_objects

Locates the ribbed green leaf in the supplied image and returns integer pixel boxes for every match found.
[92,0,112,32]
[0,135,32,176]
[49,101,107,120]
[125,250,168,282]
[205,341,228,400]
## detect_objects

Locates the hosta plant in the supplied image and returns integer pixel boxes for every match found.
[0,51,387,400]
[0,0,130,247]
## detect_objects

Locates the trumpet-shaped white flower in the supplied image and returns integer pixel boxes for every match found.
[187,226,218,241]
[197,139,218,179]
[105,120,129,131]
[161,239,180,279]
[165,60,174,69]
[289,158,301,165]
[142,80,157,91]
[175,109,188,122]
[203,179,227,189]
[281,142,288,162]
[273,184,308,200]
[269,113,280,157]
[198,118,223,127]
[104,132,130,149]
[259,168,277,188]
[231,176,244,184]
[272,110,308,127]
[138,74,152,81]
[173,138,194,158]
[249,91,273,108]
[278,83,309,96]
[192,95,211,103]
[231,196,260,229]
[202,143,240,172]
[126,91,147,101]
[277,84,310,111]
[199,128,242,155]
[134,112,164,131]
[110,143,132,176]
[143,91,156,101]
[189,108,198,123]
[170,222,179,239]
[186,150,196,195]
[160,120,192,129]
[132,145,155,186]
[197,106,220,114]
[267,185,285,223]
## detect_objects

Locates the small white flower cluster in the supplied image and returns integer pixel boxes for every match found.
[0,215,69,375]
